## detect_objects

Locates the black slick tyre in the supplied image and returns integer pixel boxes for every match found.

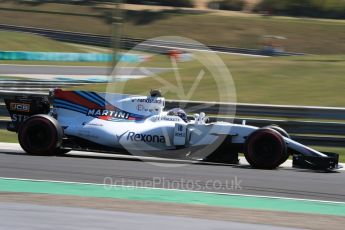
[244,128,287,169]
[18,115,63,156]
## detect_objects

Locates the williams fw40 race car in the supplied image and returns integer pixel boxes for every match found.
[4,89,341,171]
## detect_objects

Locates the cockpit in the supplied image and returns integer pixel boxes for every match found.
[167,108,188,123]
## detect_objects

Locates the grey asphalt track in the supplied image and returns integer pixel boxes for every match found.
[0,144,345,202]
[0,64,170,76]
[0,202,305,230]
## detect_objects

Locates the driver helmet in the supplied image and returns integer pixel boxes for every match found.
[167,108,188,122]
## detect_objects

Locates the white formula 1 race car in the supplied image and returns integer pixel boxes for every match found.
[4,89,341,171]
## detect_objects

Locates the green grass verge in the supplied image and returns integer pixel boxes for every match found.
[0,31,87,52]
[0,130,17,143]
[0,5,111,36]
[0,2,103,16]
[72,53,345,107]
[123,13,345,54]
[0,31,111,66]
[0,76,30,80]
[0,3,344,54]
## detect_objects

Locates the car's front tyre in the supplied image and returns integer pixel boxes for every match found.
[244,128,287,169]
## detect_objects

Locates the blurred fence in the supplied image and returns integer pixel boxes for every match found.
[0,80,88,94]
[165,100,345,120]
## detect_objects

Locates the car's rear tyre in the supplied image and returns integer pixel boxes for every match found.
[18,115,63,156]
[244,128,287,169]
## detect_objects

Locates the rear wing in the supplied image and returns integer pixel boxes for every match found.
[4,95,50,132]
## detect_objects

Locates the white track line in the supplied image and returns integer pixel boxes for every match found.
[1,176,345,205]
